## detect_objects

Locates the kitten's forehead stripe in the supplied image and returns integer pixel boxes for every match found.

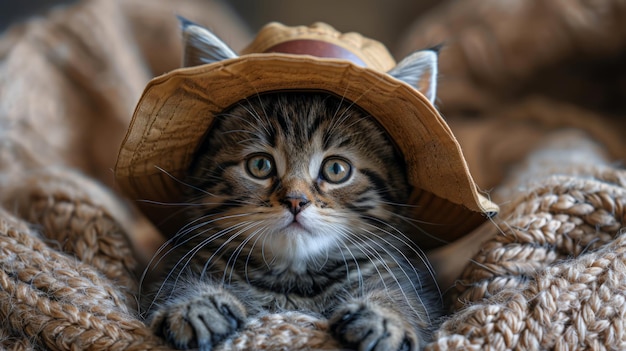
[274,105,291,138]
[338,138,354,149]
[306,113,324,141]
[264,123,277,148]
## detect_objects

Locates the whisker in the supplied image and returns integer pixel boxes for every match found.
[238,99,273,138]
[153,165,215,197]
[374,208,453,246]
[222,222,266,284]
[260,229,277,269]
[360,215,440,294]
[356,225,435,322]
[144,221,248,315]
[172,211,249,244]
[331,226,364,294]
[336,230,392,298]
[244,224,271,284]
[219,108,270,137]
[193,220,256,281]
[139,211,236,304]
[377,199,425,209]
[344,228,431,323]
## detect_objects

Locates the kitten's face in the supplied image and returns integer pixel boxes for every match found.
[186,92,409,268]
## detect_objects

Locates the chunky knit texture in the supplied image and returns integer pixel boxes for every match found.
[428,133,626,350]
[1,0,625,350]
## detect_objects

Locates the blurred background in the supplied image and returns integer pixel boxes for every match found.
[0,0,438,52]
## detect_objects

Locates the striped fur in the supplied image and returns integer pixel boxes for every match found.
[144,92,441,351]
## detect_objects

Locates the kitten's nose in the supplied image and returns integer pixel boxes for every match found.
[281,194,311,215]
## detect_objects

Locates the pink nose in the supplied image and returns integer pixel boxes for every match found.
[282,195,310,215]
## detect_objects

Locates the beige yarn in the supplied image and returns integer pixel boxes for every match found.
[0,209,165,350]
[430,234,626,350]
[220,313,340,351]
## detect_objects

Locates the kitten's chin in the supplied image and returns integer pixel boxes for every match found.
[281,220,311,235]
[261,217,339,272]
[277,221,323,252]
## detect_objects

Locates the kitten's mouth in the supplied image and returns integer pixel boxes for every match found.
[283,218,309,233]
[277,210,314,235]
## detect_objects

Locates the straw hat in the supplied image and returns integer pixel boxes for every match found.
[114,21,498,249]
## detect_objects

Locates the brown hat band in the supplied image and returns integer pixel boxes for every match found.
[263,39,366,67]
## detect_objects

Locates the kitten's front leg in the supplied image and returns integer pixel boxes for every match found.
[149,281,246,351]
[329,293,424,351]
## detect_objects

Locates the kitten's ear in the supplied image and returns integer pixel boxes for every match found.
[178,16,239,67]
[387,48,439,104]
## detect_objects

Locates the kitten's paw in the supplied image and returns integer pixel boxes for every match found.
[150,290,246,351]
[330,302,418,351]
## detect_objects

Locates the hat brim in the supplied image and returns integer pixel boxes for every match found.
[115,54,498,248]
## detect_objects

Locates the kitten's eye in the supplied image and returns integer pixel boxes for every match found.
[246,153,274,179]
[321,157,352,184]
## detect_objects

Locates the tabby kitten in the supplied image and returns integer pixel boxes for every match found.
[143,20,442,351]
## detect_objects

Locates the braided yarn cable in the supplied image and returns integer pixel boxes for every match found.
[427,133,626,350]
[218,312,340,351]
[0,168,172,350]
[4,170,141,309]
[0,207,169,350]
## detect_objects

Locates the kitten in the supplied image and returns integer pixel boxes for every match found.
[143,21,442,351]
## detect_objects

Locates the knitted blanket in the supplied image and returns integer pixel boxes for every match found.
[1,0,625,350]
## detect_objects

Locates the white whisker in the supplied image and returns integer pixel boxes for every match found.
[153,165,216,197]
[144,221,248,315]
[333,229,364,295]
[222,222,267,284]
[361,215,437,281]
[336,229,391,297]
[244,224,271,284]
[354,225,435,323]
[360,214,443,310]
